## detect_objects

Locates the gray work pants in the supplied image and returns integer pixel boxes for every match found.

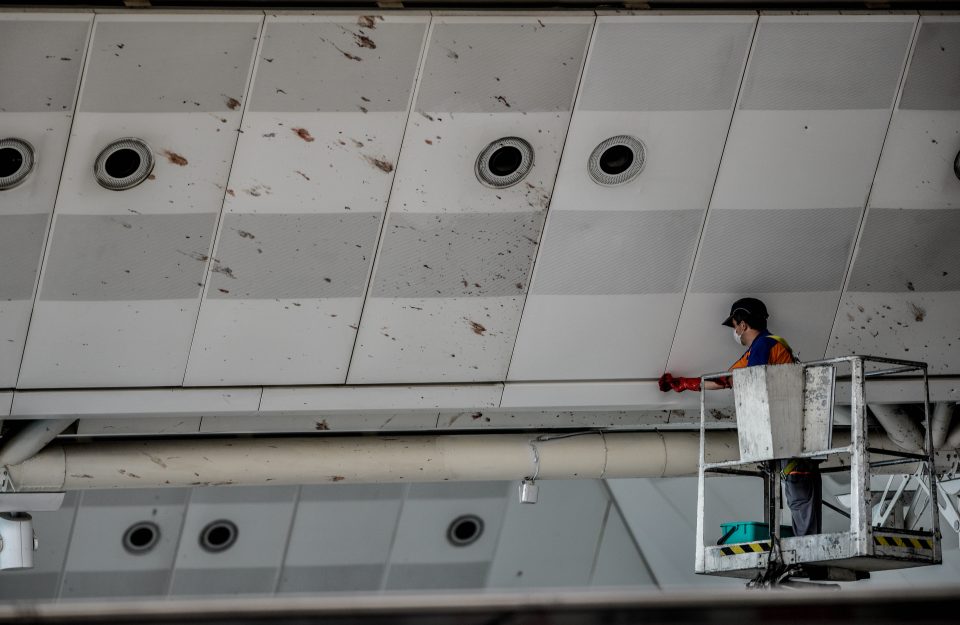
[784,470,822,536]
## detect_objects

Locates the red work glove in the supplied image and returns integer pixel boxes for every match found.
[658,373,701,393]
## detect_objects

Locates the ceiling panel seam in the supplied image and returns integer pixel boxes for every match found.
[13,14,96,391]
[586,497,612,585]
[601,478,660,588]
[659,14,759,376]
[272,484,302,593]
[164,486,195,597]
[822,14,922,360]
[54,491,83,601]
[379,482,411,591]
[481,483,515,588]
[499,14,597,394]
[180,12,268,387]
[342,15,433,385]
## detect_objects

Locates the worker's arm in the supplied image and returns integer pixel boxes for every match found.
[658,373,731,393]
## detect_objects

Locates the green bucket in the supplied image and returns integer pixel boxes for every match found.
[718,521,794,545]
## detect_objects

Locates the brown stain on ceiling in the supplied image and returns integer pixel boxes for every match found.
[163,150,188,166]
[292,127,315,142]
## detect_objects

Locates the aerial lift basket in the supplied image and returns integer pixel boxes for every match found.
[695,356,941,582]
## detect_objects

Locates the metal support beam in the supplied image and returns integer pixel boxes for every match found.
[0,419,74,468]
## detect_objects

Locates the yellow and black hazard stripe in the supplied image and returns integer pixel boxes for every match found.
[874,535,934,550]
[719,542,772,556]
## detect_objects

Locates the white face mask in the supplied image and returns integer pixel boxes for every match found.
[733,326,744,346]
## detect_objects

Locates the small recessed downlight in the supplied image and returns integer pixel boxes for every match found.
[122,521,160,555]
[94,138,154,191]
[199,519,238,553]
[446,514,484,547]
[588,135,646,186]
[476,137,534,188]
[0,138,36,191]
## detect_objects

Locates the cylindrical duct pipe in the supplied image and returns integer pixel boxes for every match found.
[0,419,74,467]
[7,432,716,491]
[945,414,960,450]
[5,431,920,492]
[870,404,925,453]
[931,403,956,450]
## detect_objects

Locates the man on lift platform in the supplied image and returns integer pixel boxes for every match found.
[659,297,822,537]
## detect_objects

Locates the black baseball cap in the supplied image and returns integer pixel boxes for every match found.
[722,297,768,327]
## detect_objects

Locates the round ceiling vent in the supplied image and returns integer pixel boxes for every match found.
[475,137,534,188]
[446,514,484,547]
[0,138,36,191]
[199,519,238,554]
[122,521,161,555]
[94,138,154,191]
[588,135,646,186]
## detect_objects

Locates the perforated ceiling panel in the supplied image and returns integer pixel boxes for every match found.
[667,14,916,378]
[508,14,756,381]
[16,14,261,388]
[827,16,960,374]
[347,15,593,383]
[184,14,428,386]
[0,13,91,387]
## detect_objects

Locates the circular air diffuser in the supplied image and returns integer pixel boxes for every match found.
[588,135,646,186]
[122,521,161,555]
[94,138,154,191]
[0,138,36,191]
[199,520,238,553]
[446,514,484,547]
[475,137,534,188]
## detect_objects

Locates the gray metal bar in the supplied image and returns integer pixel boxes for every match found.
[923,370,941,561]
[850,357,871,556]
[867,448,929,461]
[864,366,922,378]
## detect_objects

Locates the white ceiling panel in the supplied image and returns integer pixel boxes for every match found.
[10,386,260,419]
[76,416,201,435]
[509,15,755,381]
[347,14,594,384]
[16,13,261,388]
[61,489,187,599]
[277,484,403,593]
[384,481,508,590]
[200,412,440,434]
[0,13,92,387]
[0,391,11,416]
[667,14,917,378]
[169,486,298,596]
[710,14,916,211]
[828,17,960,374]
[590,501,655,588]
[185,14,429,386]
[487,479,608,588]
[388,482,508,564]
[259,383,501,411]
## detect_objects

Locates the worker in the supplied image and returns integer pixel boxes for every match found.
[658,297,822,537]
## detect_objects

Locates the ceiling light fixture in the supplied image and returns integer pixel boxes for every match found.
[0,138,36,191]
[94,138,154,191]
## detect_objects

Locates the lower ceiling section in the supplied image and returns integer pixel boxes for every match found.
[0,10,958,391]
[0,480,654,601]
